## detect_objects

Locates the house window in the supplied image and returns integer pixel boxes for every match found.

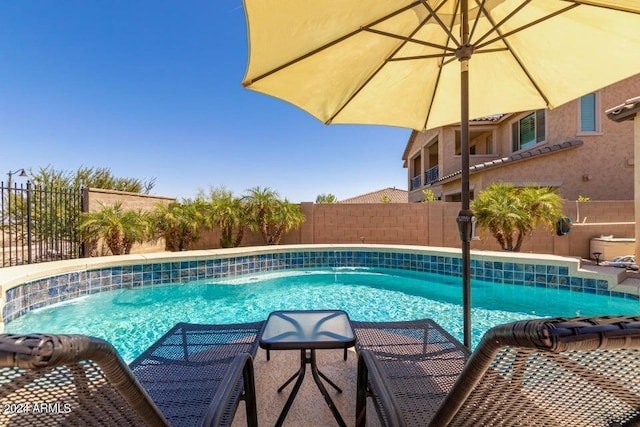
[579,93,598,132]
[486,135,494,154]
[512,110,545,152]
[412,155,421,178]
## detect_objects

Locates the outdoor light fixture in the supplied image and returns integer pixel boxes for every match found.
[6,168,27,188]
[7,168,27,181]
[5,168,32,262]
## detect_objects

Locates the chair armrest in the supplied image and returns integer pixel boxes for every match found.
[203,352,258,427]
[357,349,407,427]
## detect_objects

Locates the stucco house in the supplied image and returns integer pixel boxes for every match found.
[403,74,640,203]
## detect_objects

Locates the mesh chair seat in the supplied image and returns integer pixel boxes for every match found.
[353,316,640,427]
[0,320,264,427]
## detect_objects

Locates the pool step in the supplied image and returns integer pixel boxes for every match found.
[580,261,640,298]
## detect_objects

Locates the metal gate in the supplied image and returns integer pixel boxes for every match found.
[1,181,83,267]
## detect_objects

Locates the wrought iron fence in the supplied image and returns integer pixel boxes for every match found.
[410,175,422,191]
[1,181,83,267]
[425,165,439,185]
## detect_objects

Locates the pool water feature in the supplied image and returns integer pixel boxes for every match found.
[5,267,638,363]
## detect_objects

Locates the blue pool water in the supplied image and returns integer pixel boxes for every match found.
[5,267,638,363]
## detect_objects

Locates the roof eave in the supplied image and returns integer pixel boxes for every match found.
[434,139,584,186]
[402,130,419,161]
[606,96,640,123]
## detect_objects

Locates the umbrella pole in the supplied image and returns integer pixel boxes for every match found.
[458,0,472,349]
[458,61,472,349]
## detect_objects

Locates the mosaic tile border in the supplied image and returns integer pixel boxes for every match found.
[2,250,627,324]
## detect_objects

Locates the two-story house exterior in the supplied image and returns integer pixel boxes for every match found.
[403,74,640,203]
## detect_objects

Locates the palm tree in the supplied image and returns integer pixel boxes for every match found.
[243,186,279,243]
[153,200,203,251]
[78,202,152,255]
[267,199,305,245]
[471,183,563,252]
[199,187,247,248]
[243,186,305,245]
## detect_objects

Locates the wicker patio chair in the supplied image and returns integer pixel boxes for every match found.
[0,320,264,427]
[351,318,471,427]
[352,316,640,427]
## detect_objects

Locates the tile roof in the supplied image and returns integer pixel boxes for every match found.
[605,96,640,122]
[436,139,584,184]
[470,114,506,122]
[340,187,408,203]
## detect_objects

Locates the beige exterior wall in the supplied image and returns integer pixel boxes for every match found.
[405,74,640,202]
[189,200,634,261]
[80,190,635,261]
[84,188,175,212]
[84,188,175,254]
[305,203,430,246]
[470,200,635,258]
[635,119,640,264]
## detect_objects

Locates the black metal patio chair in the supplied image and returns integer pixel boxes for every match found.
[0,320,264,427]
[352,316,640,427]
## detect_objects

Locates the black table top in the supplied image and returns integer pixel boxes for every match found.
[259,310,356,350]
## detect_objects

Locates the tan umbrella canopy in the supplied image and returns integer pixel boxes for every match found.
[242,0,640,347]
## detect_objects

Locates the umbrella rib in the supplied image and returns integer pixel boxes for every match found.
[473,0,532,47]
[474,47,509,54]
[421,0,461,131]
[439,46,505,66]
[388,53,456,61]
[475,5,552,106]
[418,0,461,47]
[243,1,422,86]
[475,3,579,51]
[361,27,456,52]
[440,56,457,67]
[468,0,488,42]
[326,1,448,125]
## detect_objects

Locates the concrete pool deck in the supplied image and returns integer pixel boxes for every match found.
[231,347,362,427]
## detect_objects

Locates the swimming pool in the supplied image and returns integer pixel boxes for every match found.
[5,265,638,363]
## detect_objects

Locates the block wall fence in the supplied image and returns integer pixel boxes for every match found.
[84,188,174,254]
[85,189,635,260]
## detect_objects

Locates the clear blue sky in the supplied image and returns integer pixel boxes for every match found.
[0,1,411,202]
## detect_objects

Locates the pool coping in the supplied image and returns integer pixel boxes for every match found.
[0,244,632,331]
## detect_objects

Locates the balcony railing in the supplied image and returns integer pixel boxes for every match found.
[410,175,421,191]
[425,166,439,185]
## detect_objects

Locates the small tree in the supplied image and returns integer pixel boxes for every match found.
[30,165,156,194]
[199,187,247,248]
[243,186,305,245]
[315,193,338,204]
[78,202,152,255]
[422,189,437,202]
[380,194,391,203]
[153,200,203,251]
[471,183,563,251]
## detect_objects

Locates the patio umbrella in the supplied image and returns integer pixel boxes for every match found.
[241,0,640,348]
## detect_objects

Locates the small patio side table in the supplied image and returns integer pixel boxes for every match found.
[259,310,356,427]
